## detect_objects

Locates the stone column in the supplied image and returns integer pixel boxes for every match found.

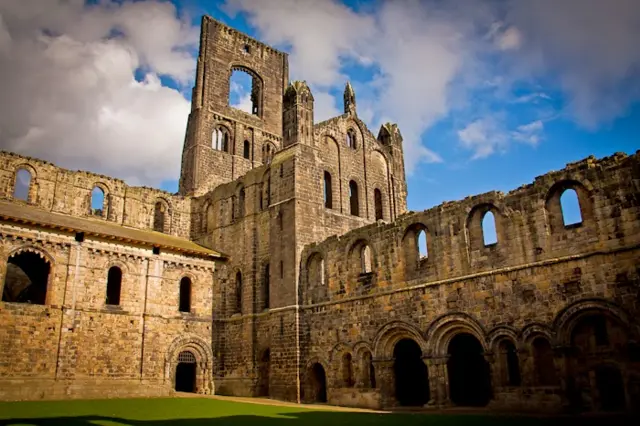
[553,345,572,410]
[372,359,395,408]
[424,356,450,407]
[483,351,496,400]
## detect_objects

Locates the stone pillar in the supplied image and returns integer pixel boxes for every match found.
[483,351,496,400]
[553,345,571,409]
[424,356,450,407]
[372,359,395,408]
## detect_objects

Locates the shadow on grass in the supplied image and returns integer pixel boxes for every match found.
[0,410,633,426]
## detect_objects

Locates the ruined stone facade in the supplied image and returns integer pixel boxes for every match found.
[1,15,639,413]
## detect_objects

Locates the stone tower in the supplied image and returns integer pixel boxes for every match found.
[179,16,289,196]
[283,81,314,148]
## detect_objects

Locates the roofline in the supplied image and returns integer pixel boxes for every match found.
[0,210,227,261]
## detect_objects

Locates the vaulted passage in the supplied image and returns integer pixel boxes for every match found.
[2,251,50,304]
[447,333,491,406]
[595,365,625,412]
[175,351,197,393]
[394,338,429,406]
[309,363,327,403]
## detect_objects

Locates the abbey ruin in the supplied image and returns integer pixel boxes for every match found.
[0,15,639,413]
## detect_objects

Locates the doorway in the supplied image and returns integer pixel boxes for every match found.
[447,333,491,406]
[393,338,430,406]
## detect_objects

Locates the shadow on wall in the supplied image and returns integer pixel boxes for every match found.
[1,411,635,426]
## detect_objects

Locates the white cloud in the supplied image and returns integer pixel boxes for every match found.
[458,117,544,159]
[0,0,198,186]
[503,0,640,128]
[457,118,507,160]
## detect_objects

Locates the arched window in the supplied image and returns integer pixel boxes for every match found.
[229,68,262,116]
[203,203,215,233]
[262,263,270,310]
[342,353,354,387]
[323,171,333,209]
[307,254,325,287]
[262,144,274,164]
[481,211,497,246]
[91,186,105,217]
[179,277,191,313]
[346,128,357,149]
[105,266,122,306]
[243,140,251,159]
[374,188,383,220]
[153,201,166,233]
[361,245,372,273]
[560,188,582,227]
[2,250,50,305]
[235,271,242,314]
[417,229,428,258]
[13,168,32,201]
[349,180,359,216]
[212,126,230,152]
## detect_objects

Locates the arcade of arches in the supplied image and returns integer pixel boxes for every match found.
[302,308,638,412]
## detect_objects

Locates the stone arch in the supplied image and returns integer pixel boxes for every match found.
[465,202,505,250]
[89,182,111,219]
[212,123,232,152]
[229,64,264,117]
[401,222,430,276]
[487,325,520,351]
[553,298,631,346]
[2,245,55,305]
[545,179,594,232]
[353,341,374,358]
[424,312,488,356]
[520,322,555,346]
[329,342,353,362]
[166,335,214,395]
[302,357,330,403]
[372,320,428,359]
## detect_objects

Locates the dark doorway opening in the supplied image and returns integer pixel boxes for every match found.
[175,351,196,393]
[394,338,430,406]
[595,365,626,411]
[310,363,327,403]
[258,348,270,397]
[447,333,491,406]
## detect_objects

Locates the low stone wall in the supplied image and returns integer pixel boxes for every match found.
[329,388,380,409]
[489,386,563,412]
[0,378,172,401]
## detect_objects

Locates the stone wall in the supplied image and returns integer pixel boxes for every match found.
[0,151,191,239]
[0,221,218,401]
[298,151,640,412]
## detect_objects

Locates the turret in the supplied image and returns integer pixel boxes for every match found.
[377,122,408,218]
[344,81,356,115]
[282,81,314,148]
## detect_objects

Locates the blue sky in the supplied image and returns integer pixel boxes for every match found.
[1,0,638,222]
[163,0,639,215]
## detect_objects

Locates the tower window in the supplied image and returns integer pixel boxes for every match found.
[346,128,357,149]
[229,68,262,116]
[349,180,359,216]
[13,168,32,201]
[560,188,582,227]
[323,171,333,209]
[242,44,251,54]
[212,126,230,152]
[179,277,191,313]
[374,188,383,220]
[91,186,106,218]
[243,140,251,159]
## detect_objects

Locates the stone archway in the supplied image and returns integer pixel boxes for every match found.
[309,363,327,403]
[166,335,214,395]
[175,351,197,392]
[447,333,491,406]
[393,338,429,406]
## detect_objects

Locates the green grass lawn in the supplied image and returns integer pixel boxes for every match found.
[0,397,622,426]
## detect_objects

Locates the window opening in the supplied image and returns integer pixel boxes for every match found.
[374,188,383,220]
[13,168,32,201]
[481,210,497,246]
[229,69,262,116]
[349,180,359,216]
[560,188,582,227]
[243,140,251,159]
[179,277,191,313]
[417,229,428,258]
[323,171,333,209]
[91,186,105,217]
[106,266,122,306]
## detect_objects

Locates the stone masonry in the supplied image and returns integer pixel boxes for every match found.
[0,15,639,414]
